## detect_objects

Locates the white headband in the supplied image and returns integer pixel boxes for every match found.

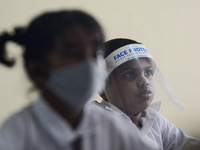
[105,44,154,74]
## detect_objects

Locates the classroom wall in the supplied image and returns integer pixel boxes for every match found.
[0,0,200,138]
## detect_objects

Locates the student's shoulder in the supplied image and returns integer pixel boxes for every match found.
[0,103,36,131]
[88,102,125,126]
[86,103,154,149]
[0,103,37,149]
[87,102,141,137]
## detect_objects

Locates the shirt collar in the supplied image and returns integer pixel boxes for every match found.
[101,99,162,122]
[148,101,162,112]
[32,96,95,146]
[144,101,162,121]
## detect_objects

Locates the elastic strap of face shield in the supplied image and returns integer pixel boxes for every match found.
[105,44,154,74]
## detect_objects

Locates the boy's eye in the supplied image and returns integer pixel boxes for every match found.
[144,70,154,77]
[124,72,135,78]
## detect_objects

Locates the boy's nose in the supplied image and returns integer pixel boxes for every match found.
[137,76,149,88]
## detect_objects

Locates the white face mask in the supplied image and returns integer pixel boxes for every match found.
[45,57,106,108]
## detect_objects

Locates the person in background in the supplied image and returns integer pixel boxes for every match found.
[0,11,155,150]
[91,38,200,150]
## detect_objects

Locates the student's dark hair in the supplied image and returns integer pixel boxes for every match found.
[0,10,104,67]
[104,38,141,58]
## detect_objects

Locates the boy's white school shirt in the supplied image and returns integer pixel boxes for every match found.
[0,96,156,150]
[91,99,200,150]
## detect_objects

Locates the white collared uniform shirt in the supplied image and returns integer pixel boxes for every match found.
[91,100,200,150]
[0,97,156,150]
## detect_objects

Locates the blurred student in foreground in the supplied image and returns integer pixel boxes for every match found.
[91,38,200,150]
[0,11,155,150]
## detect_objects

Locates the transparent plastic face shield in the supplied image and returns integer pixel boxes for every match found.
[105,44,184,113]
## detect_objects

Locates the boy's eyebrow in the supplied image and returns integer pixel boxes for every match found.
[119,65,153,73]
[119,67,137,73]
[145,66,154,70]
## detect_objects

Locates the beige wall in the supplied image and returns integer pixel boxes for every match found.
[0,0,200,138]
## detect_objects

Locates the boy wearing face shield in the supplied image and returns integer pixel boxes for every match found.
[91,38,200,150]
[0,12,155,150]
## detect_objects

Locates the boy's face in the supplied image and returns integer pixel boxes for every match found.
[105,58,155,117]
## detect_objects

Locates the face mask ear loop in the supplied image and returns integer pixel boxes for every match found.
[96,53,108,79]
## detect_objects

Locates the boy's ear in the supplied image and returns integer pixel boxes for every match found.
[100,91,109,102]
[26,61,49,86]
